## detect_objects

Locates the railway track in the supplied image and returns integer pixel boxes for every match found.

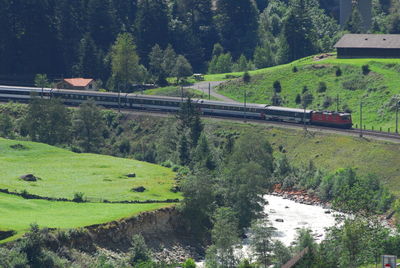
[118,108,400,143]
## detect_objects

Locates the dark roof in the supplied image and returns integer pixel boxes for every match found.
[334,34,400,49]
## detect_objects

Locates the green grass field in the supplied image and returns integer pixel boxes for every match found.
[214,56,400,129]
[0,138,180,242]
[0,138,180,202]
[0,193,170,242]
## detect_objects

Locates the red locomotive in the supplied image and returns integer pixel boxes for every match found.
[310,111,352,129]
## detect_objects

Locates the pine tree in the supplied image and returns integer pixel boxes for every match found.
[87,0,118,51]
[281,0,317,62]
[190,112,203,147]
[214,0,259,58]
[134,0,169,63]
[254,44,274,69]
[179,135,190,166]
[345,3,364,33]
[74,33,102,78]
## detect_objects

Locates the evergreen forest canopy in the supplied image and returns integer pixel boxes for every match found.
[0,0,400,87]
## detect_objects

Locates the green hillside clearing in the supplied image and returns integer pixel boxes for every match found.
[215,56,400,129]
[0,138,180,202]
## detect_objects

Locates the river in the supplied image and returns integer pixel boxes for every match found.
[196,194,339,266]
[264,194,339,246]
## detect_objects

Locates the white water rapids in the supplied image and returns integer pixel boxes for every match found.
[265,194,338,246]
[196,194,339,266]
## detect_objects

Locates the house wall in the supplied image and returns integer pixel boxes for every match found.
[337,48,400,58]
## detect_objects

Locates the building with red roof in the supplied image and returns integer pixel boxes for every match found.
[56,78,97,90]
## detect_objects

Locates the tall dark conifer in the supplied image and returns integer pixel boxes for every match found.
[281,0,317,62]
[87,0,118,51]
[214,0,259,58]
[134,0,169,65]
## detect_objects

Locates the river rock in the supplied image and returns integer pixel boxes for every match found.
[275,218,284,223]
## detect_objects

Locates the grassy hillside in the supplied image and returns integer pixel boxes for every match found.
[215,56,400,129]
[204,118,400,195]
[0,193,169,242]
[0,137,180,242]
[0,138,180,202]
[144,86,220,100]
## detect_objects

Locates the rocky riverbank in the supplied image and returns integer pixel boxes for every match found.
[272,184,332,209]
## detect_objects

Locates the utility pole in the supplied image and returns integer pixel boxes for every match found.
[360,101,363,137]
[208,83,211,100]
[244,90,247,121]
[118,83,121,113]
[396,101,399,134]
[336,94,339,112]
[303,104,307,131]
[181,86,183,101]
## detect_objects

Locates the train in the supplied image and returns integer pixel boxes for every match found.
[0,85,353,129]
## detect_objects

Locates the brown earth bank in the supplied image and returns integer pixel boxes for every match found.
[4,207,205,263]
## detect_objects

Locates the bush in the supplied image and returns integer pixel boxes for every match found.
[182,258,196,268]
[362,64,370,75]
[242,71,251,83]
[273,80,282,93]
[322,96,333,109]
[317,82,327,93]
[336,67,342,77]
[129,235,151,264]
[161,160,173,168]
[302,86,308,94]
[292,66,298,72]
[72,192,86,203]
[295,94,302,105]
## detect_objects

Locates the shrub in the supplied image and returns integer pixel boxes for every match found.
[161,160,173,168]
[336,67,342,77]
[322,96,333,109]
[21,189,29,198]
[292,66,298,72]
[243,71,251,83]
[362,64,370,75]
[129,235,151,264]
[171,165,180,172]
[182,258,196,268]
[317,82,327,93]
[273,80,282,93]
[72,192,86,203]
[302,86,308,94]
[295,94,302,105]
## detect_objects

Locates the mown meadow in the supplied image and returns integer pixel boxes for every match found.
[0,137,180,242]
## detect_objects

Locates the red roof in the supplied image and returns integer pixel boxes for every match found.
[63,78,93,87]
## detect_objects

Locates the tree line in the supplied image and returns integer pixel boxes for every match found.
[1,0,399,87]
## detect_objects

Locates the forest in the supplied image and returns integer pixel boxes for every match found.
[0,0,399,87]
